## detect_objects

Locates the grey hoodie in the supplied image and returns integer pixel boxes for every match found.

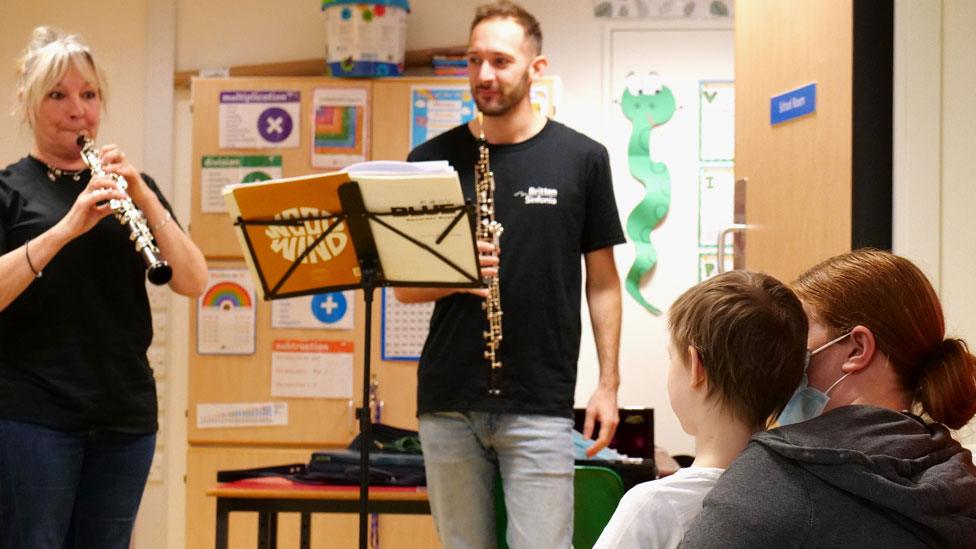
[680,405,976,548]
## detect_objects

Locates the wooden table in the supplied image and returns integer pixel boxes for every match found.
[207,477,430,549]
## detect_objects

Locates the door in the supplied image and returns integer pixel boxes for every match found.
[734,0,892,281]
[735,0,853,281]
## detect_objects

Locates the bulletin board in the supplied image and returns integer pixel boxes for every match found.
[187,76,558,447]
[190,77,373,259]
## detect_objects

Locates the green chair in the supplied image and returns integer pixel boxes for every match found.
[495,465,626,549]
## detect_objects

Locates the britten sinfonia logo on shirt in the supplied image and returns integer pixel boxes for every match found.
[514,186,559,205]
[264,207,349,263]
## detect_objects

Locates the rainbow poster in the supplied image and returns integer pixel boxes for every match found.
[197,269,256,355]
[201,281,253,310]
[311,87,368,169]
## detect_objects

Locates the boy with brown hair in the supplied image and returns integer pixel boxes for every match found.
[595,270,808,548]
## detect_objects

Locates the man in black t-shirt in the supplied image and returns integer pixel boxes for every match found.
[394,2,624,547]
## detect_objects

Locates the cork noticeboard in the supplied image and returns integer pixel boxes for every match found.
[186,75,558,447]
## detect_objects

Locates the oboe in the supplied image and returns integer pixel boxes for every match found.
[77,135,173,285]
[475,113,504,396]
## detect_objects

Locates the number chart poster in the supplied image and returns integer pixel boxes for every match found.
[381,288,433,360]
[197,402,288,429]
[197,269,257,355]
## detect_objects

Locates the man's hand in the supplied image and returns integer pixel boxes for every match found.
[467,239,499,298]
[582,384,619,458]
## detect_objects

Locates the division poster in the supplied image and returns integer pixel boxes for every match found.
[200,155,283,213]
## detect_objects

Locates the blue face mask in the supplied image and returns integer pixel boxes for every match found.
[777,331,852,426]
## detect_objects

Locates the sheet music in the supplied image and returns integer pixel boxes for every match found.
[223,161,480,298]
[223,171,361,299]
[353,168,480,285]
[345,160,451,175]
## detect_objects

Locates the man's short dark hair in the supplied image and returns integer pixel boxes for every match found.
[668,271,808,430]
[471,1,543,54]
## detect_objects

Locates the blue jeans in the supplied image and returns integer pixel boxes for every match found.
[419,412,575,549]
[0,419,156,549]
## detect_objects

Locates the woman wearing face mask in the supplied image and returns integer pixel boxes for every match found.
[681,249,976,548]
[0,27,207,547]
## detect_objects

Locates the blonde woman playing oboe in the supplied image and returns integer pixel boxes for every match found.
[0,26,206,547]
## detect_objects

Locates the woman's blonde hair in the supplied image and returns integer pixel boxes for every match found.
[13,26,107,128]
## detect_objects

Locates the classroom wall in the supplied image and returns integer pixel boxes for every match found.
[893,0,976,450]
[0,1,149,168]
[936,0,976,447]
[1,1,975,548]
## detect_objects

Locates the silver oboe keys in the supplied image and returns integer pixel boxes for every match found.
[77,135,173,285]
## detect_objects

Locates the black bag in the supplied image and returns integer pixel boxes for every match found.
[347,423,422,455]
[296,449,426,486]
[216,423,427,486]
[293,423,426,486]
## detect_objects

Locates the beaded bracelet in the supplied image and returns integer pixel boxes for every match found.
[152,211,173,232]
[25,239,42,278]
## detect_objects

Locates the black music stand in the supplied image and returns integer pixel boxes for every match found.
[231,176,480,549]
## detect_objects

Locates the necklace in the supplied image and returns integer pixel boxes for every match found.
[34,156,88,182]
[45,164,89,182]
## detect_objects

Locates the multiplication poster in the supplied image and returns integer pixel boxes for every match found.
[218,90,300,148]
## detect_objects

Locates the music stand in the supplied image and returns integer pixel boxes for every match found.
[226,168,481,549]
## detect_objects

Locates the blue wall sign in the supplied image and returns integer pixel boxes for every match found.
[770,83,817,125]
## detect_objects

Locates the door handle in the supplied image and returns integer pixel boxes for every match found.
[717,224,747,273]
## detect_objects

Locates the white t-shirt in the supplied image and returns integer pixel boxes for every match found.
[593,466,724,549]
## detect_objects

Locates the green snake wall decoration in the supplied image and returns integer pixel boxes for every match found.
[620,73,677,316]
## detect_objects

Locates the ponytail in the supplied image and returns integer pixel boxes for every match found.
[916,338,976,430]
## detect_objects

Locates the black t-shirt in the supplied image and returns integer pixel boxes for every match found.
[407,120,625,417]
[0,156,170,434]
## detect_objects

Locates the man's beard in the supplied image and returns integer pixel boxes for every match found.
[473,69,532,117]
